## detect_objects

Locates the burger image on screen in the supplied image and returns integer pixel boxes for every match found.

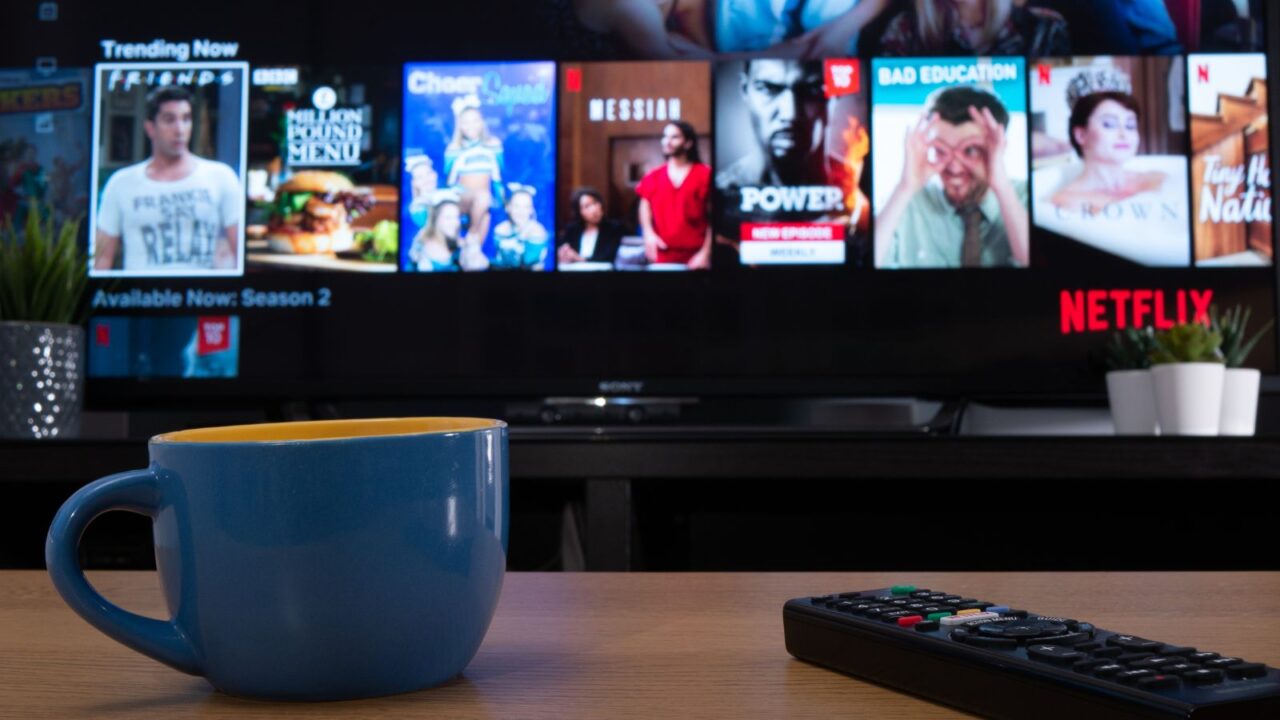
[266,171,375,254]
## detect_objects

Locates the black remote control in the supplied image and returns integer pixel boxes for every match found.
[784,585,1280,719]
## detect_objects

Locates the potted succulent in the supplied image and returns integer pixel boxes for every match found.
[0,202,88,439]
[1148,322,1225,436]
[1212,305,1274,436]
[1103,327,1159,435]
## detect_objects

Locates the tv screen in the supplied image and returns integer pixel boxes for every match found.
[0,0,1273,404]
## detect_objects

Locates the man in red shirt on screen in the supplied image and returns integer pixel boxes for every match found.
[637,120,712,269]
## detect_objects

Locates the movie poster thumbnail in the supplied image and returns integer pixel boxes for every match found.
[244,66,401,273]
[0,67,92,232]
[1189,53,1271,267]
[871,57,1028,269]
[558,61,712,271]
[89,315,240,379]
[714,58,869,267]
[564,1,1263,60]
[401,62,556,272]
[89,62,249,277]
[1030,56,1190,267]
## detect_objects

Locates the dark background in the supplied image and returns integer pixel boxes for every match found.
[3,1,1279,574]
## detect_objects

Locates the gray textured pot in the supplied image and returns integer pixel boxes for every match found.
[1,321,84,439]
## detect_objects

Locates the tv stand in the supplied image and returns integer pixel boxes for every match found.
[507,396,963,434]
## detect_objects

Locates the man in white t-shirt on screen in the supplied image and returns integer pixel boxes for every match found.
[93,85,241,273]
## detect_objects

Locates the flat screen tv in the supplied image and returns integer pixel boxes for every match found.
[0,0,1275,405]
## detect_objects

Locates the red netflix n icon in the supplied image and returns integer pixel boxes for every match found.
[1197,64,1209,83]
[1037,65,1051,85]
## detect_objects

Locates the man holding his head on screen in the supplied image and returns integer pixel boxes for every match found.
[94,85,241,273]
[875,85,1028,269]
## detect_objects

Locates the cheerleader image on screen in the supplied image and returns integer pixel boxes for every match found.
[406,192,465,272]
[446,96,504,261]
[492,184,550,270]
[401,61,556,272]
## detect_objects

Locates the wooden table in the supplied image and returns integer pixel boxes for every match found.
[3,571,1278,718]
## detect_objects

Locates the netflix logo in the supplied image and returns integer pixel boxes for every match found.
[1059,289,1213,334]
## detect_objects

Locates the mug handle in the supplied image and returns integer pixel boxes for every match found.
[45,469,203,676]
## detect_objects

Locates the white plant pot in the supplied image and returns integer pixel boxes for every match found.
[1219,367,1261,436]
[1150,363,1225,436]
[1105,369,1159,435]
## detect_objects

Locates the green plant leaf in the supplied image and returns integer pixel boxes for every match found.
[0,200,88,325]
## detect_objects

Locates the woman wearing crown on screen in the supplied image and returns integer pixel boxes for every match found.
[1049,70,1168,214]
[491,184,550,270]
[407,193,463,272]
[444,95,504,254]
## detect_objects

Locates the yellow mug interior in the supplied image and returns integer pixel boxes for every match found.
[154,418,502,444]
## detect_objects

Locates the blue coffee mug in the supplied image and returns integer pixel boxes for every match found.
[46,418,508,700]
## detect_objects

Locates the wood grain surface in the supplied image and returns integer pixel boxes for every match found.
[2,571,1278,719]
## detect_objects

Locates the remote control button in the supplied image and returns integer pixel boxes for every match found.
[1091,647,1123,658]
[1093,663,1125,677]
[881,611,916,623]
[1137,675,1178,691]
[962,635,1018,650]
[956,601,992,611]
[1204,658,1244,669]
[976,619,1067,639]
[1075,642,1102,652]
[1162,663,1198,675]
[1115,669,1156,684]
[1028,645,1087,665]
[1037,632,1093,646]
[1158,645,1195,657]
[957,609,982,616]
[1074,623,1095,635]
[891,585,916,595]
[1225,663,1267,680]
[833,601,856,612]
[909,590,934,599]
[927,612,952,621]
[1182,669,1225,685]
[897,615,924,628]
[940,612,1001,627]
[850,603,882,614]
[889,599,912,607]
[985,605,1010,614]
[1107,636,1163,652]
[1115,653,1156,665]
[918,606,947,615]
[945,598,978,607]
[1188,652,1220,664]
[1033,616,1078,628]
[940,595,963,603]
[1006,609,1029,619]
[1130,657,1181,671]
[913,620,939,632]
[1072,659,1114,674]
[904,603,930,613]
